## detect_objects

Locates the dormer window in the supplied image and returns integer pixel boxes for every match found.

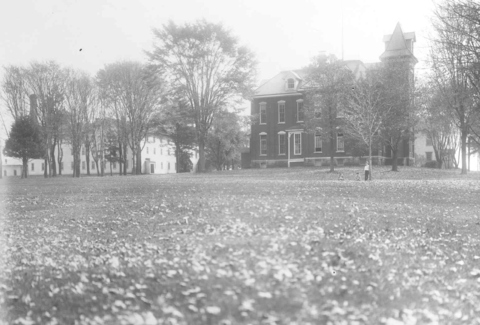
[287,78,295,89]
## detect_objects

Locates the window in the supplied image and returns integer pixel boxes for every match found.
[31,163,34,171]
[14,170,17,176]
[92,161,95,170]
[42,163,45,171]
[278,133,286,155]
[294,133,302,155]
[259,102,267,125]
[315,134,322,153]
[82,161,86,170]
[337,133,344,152]
[426,135,433,146]
[287,78,295,89]
[260,133,267,156]
[168,162,170,170]
[296,100,304,122]
[154,148,156,155]
[161,162,163,169]
[426,152,433,161]
[146,147,149,154]
[160,148,163,155]
[82,147,85,155]
[278,101,285,123]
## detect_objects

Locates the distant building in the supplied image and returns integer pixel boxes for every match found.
[248,23,417,168]
[0,136,198,178]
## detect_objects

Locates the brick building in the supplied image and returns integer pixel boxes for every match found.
[248,23,417,168]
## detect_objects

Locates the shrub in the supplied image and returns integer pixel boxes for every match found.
[424,161,437,168]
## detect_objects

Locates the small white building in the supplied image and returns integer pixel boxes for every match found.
[0,135,198,177]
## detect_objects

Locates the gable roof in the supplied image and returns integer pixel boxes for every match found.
[380,22,417,62]
[254,70,308,97]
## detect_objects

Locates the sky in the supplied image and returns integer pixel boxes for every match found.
[0,0,436,141]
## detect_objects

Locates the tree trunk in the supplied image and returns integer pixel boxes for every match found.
[57,143,63,176]
[44,158,48,178]
[22,157,28,179]
[123,143,128,175]
[368,142,372,180]
[198,137,206,173]
[118,141,123,176]
[50,142,57,177]
[391,146,398,172]
[86,139,91,176]
[329,131,335,172]
[136,147,142,174]
[461,128,468,174]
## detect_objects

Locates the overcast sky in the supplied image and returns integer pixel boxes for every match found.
[0,0,436,141]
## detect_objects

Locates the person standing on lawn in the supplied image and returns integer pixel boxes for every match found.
[364,161,370,181]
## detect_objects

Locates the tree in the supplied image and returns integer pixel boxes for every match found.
[344,69,387,178]
[149,20,257,172]
[24,61,67,177]
[379,60,417,171]
[63,70,96,177]
[206,110,245,171]
[1,65,29,120]
[431,0,480,174]
[96,61,163,175]
[152,99,196,173]
[416,79,458,168]
[304,54,354,172]
[4,116,44,178]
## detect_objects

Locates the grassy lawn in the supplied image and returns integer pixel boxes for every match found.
[1,167,480,325]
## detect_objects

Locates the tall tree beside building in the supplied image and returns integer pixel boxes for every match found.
[4,116,44,178]
[151,99,196,173]
[24,61,67,177]
[431,0,480,174]
[344,69,387,176]
[148,20,257,172]
[304,54,353,172]
[206,110,245,171]
[96,61,163,175]
[64,70,96,178]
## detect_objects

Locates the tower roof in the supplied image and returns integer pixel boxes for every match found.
[380,23,417,63]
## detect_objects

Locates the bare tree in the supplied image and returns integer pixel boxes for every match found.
[431,0,480,174]
[96,61,163,175]
[304,54,354,172]
[64,70,96,177]
[24,61,66,177]
[344,69,387,178]
[149,20,257,172]
[1,65,29,119]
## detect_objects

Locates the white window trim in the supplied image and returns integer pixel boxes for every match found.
[259,102,267,125]
[278,131,286,155]
[296,99,304,123]
[294,133,302,156]
[278,101,285,124]
[259,132,267,156]
[336,133,345,152]
[314,134,322,153]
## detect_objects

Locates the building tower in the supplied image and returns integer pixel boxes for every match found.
[380,23,418,166]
